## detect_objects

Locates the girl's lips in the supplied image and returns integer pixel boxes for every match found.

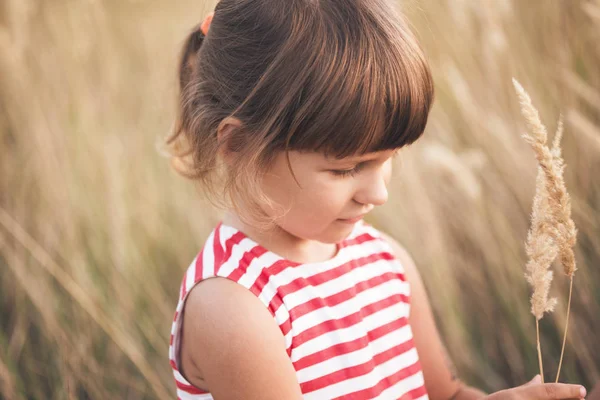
[337,214,365,224]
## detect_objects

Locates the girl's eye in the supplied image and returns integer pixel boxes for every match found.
[331,164,362,178]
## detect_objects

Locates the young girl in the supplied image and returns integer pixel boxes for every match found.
[166,1,587,399]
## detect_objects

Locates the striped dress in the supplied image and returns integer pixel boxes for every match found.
[169,220,429,400]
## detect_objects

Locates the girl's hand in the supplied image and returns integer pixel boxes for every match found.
[485,375,586,400]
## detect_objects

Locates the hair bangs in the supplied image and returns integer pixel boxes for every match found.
[283,7,435,160]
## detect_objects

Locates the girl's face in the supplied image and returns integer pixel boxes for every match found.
[260,148,398,244]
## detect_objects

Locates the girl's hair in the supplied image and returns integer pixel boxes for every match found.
[166,0,435,229]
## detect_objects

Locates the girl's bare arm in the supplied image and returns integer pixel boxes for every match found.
[180,277,304,400]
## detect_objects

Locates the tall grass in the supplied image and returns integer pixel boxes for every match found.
[0,0,599,398]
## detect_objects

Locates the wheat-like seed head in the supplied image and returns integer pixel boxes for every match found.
[524,166,559,319]
[549,113,578,276]
[513,79,577,278]
[512,78,580,322]
[513,78,558,319]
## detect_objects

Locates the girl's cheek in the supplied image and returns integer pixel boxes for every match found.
[312,178,349,200]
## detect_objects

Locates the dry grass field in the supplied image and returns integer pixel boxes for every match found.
[1,0,599,398]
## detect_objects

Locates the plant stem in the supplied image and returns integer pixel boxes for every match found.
[536,318,544,383]
[555,276,573,383]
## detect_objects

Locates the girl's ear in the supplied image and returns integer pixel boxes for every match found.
[217,117,243,165]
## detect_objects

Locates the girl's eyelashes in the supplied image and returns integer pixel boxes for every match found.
[330,163,363,178]
[329,150,398,178]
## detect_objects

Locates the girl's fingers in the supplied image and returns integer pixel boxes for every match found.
[522,383,586,400]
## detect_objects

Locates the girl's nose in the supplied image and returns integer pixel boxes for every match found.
[354,172,389,207]
[368,178,389,206]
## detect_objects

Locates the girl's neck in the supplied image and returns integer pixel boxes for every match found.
[221,211,340,264]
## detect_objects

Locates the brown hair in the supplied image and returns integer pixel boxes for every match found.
[166,0,435,229]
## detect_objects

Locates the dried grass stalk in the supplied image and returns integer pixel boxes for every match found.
[512,78,578,383]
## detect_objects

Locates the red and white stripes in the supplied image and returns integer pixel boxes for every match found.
[169,220,428,400]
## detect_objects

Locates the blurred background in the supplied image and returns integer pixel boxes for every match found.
[1,0,599,398]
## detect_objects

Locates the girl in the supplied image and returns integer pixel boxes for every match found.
[166,1,587,399]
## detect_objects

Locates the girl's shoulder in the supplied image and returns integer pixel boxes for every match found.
[173,261,303,398]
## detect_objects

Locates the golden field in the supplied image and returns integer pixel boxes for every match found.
[0,0,599,398]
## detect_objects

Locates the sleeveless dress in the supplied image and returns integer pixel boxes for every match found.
[168,220,429,400]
